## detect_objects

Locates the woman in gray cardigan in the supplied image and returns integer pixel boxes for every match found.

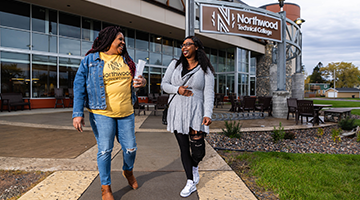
[161,36,215,197]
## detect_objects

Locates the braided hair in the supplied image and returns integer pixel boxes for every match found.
[176,36,215,74]
[86,26,136,78]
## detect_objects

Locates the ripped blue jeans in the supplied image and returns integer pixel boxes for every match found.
[89,112,137,186]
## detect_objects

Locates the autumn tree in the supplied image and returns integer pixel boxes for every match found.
[320,62,360,88]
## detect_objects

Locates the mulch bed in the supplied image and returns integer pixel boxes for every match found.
[0,170,52,200]
[206,125,360,154]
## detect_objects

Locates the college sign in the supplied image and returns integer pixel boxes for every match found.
[200,4,282,42]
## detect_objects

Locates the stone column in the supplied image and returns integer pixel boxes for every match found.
[291,73,304,99]
[272,90,290,118]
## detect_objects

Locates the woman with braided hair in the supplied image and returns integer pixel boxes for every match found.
[72,26,146,200]
[161,36,215,197]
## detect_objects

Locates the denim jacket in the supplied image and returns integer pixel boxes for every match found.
[72,52,137,118]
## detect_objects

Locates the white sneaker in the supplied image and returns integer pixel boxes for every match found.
[180,179,196,197]
[192,166,199,185]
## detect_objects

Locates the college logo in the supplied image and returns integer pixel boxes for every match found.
[211,7,235,33]
[107,61,123,71]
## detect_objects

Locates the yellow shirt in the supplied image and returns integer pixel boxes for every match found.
[89,52,134,118]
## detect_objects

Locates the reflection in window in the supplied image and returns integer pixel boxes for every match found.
[174,40,182,57]
[0,0,30,30]
[127,48,134,59]
[150,67,161,94]
[150,35,162,53]
[124,28,135,48]
[227,48,235,71]
[82,41,93,56]
[0,52,30,97]
[149,52,161,65]
[59,12,80,38]
[237,48,249,73]
[210,48,217,71]
[59,37,80,56]
[218,50,226,72]
[32,33,57,53]
[136,50,148,63]
[82,18,101,41]
[227,74,235,95]
[162,55,173,66]
[59,57,80,96]
[250,57,256,75]
[218,74,226,95]
[0,28,30,50]
[32,55,57,98]
[162,38,173,55]
[136,31,149,51]
[32,5,57,34]
[238,74,249,96]
[250,77,255,96]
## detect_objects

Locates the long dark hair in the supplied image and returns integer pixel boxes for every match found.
[86,26,136,78]
[176,36,215,74]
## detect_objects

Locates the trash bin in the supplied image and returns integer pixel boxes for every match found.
[352,95,355,98]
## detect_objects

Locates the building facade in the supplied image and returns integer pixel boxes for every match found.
[0,0,300,108]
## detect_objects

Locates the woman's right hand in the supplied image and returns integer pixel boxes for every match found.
[178,86,193,96]
[73,117,85,132]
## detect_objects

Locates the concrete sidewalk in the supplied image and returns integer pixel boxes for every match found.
[0,109,257,200]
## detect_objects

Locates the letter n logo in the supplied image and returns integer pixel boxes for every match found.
[211,7,235,33]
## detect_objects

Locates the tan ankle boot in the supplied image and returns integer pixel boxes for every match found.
[101,185,114,200]
[122,170,138,189]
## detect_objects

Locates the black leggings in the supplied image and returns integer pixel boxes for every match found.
[174,130,206,180]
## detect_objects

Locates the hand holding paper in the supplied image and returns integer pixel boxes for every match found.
[135,59,146,78]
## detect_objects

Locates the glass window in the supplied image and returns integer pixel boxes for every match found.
[227,74,235,95]
[59,12,80,38]
[0,28,30,50]
[1,52,30,97]
[162,55,173,66]
[150,67,161,94]
[81,41,93,56]
[250,77,255,96]
[137,66,149,96]
[237,48,248,72]
[238,74,249,96]
[135,31,149,51]
[32,55,57,98]
[218,50,226,72]
[150,35,161,53]
[218,74,226,95]
[174,40,182,57]
[103,22,116,29]
[32,33,57,53]
[59,57,80,95]
[162,38,173,55]
[210,48,217,71]
[250,57,256,75]
[127,48,134,59]
[82,18,101,42]
[149,52,161,65]
[227,48,235,71]
[59,37,81,56]
[124,28,135,48]
[135,50,148,63]
[0,0,30,30]
[32,5,57,34]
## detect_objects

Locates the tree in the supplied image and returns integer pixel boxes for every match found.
[309,62,325,83]
[320,62,360,88]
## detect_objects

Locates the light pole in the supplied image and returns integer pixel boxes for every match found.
[277,0,286,91]
[278,0,285,11]
[294,18,305,73]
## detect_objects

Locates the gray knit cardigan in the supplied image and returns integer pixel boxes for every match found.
[161,60,215,134]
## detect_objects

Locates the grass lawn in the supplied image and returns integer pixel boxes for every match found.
[227,151,360,200]
[312,100,360,107]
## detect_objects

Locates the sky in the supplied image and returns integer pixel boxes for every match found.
[247,0,360,75]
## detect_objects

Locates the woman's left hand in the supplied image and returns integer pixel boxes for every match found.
[202,117,212,126]
[133,75,146,88]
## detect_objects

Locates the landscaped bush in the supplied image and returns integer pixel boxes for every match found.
[331,128,342,143]
[339,117,356,130]
[271,122,285,143]
[221,120,242,138]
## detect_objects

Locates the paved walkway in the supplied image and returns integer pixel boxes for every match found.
[0,108,257,200]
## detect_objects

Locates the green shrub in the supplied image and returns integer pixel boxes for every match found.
[272,122,285,143]
[339,117,356,130]
[317,127,324,137]
[331,128,342,143]
[221,120,242,138]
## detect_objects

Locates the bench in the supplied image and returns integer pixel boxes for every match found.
[324,108,352,123]
[0,93,31,112]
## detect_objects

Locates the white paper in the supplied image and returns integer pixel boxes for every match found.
[135,59,146,78]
